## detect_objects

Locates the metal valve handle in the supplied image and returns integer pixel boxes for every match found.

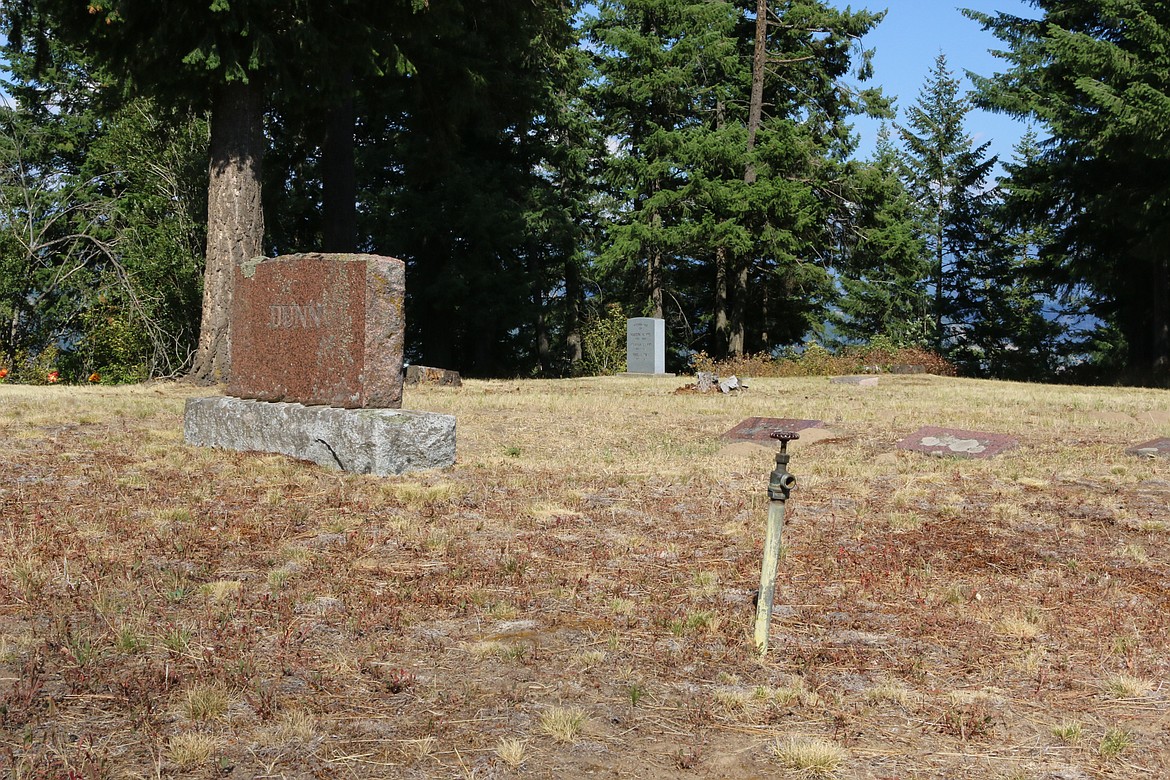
[769,430,800,441]
[770,430,799,453]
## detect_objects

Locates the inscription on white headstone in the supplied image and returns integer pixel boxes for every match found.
[626,317,666,374]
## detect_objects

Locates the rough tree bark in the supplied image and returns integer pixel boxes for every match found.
[529,248,551,373]
[190,79,266,384]
[715,245,731,356]
[648,204,664,319]
[564,255,583,369]
[731,0,770,358]
[648,245,664,319]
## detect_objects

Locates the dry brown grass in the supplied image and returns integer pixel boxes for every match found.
[2,375,1169,777]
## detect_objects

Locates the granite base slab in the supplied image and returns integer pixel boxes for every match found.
[184,397,455,475]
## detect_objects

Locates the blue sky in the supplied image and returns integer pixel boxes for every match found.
[844,0,1038,165]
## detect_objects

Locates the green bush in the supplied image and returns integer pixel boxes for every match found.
[580,303,627,376]
[5,345,64,384]
[77,301,150,384]
[691,340,955,378]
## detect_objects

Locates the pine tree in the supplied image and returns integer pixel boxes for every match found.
[587,0,729,325]
[963,129,1063,380]
[968,2,1170,384]
[899,53,996,356]
[832,126,930,347]
[588,0,888,359]
[521,4,605,375]
[0,29,119,377]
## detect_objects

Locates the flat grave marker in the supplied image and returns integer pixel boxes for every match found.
[897,426,1018,459]
[1127,437,1170,458]
[830,375,879,387]
[724,417,824,442]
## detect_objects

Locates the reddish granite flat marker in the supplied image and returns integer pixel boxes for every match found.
[724,417,824,442]
[228,253,405,409]
[1127,437,1170,458]
[897,426,1018,459]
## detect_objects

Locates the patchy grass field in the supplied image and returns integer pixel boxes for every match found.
[1,374,1169,778]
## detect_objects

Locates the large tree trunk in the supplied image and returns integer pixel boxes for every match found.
[715,246,731,357]
[934,211,945,352]
[564,255,583,370]
[723,0,770,358]
[746,0,768,169]
[648,243,664,319]
[646,196,665,319]
[190,79,266,384]
[322,66,357,253]
[730,264,748,356]
[530,248,551,373]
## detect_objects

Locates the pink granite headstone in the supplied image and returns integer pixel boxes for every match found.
[227,253,405,409]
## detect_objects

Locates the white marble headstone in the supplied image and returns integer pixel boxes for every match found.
[626,317,666,374]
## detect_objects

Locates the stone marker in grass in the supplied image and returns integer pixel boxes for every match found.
[724,417,824,442]
[1127,437,1170,458]
[897,426,1018,459]
[184,253,455,475]
[830,375,879,387]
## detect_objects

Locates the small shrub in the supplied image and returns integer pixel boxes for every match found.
[255,709,317,746]
[690,340,955,379]
[1051,720,1082,744]
[539,706,588,743]
[167,732,219,769]
[580,302,627,375]
[78,301,150,384]
[772,735,847,777]
[1103,673,1153,699]
[6,345,63,385]
[182,682,230,721]
[940,694,995,740]
[496,737,527,769]
[865,681,914,706]
[1099,728,1132,758]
